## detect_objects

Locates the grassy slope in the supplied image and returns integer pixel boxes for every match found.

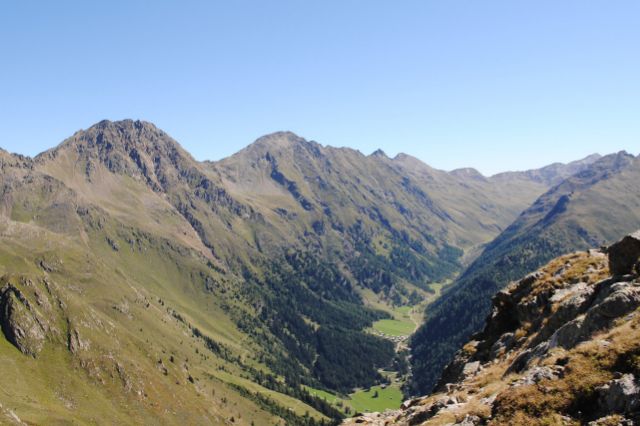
[304,379,404,415]
[0,214,319,425]
[372,319,415,337]
[349,383,403,414]
[372,305,417,337]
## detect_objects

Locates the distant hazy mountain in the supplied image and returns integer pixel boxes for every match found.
[409,151,640,395]
[490,153,602,186]
[0,120,605,424]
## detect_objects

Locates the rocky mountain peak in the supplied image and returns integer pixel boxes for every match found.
[92,118,160,132]
[370,148,388,158]
[34,119,200,191]
[34,119,193,173]
[390,153,440,177]
[578,153,604,164]
[392,153,417,163]
[249,131,308,151]
[223,131,327,165]
[450,167,487,182]
[64,119,179,154]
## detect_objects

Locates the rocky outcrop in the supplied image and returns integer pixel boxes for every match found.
[549,280,640,350]
[596,374,640,416]
[0,274,70,358]
[345,231,640,425]
[0,282,47,357]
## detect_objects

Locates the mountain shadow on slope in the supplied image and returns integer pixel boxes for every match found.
[409,151,640,395]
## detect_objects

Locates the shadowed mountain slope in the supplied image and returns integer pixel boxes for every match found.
[410,151,640,395]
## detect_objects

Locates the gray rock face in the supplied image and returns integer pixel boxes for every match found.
[608,231,640,276]
[435,343,476,391]
[67,326,90,354]
[403,396,458,425]
[0,284,46,357]
[462,361,481,378]
[596,374,640,415]
[536,281,595,343]
[455,414,482,426]
[490,332,515,358]
[592,282,640,317]
[550,281,640,350]
[549,316,585,349]
[512,366,563,386]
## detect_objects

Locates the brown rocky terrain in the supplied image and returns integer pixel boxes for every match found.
[345,231,640,425]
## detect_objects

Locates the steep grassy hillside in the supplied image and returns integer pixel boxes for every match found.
[410,152,640,395]
[0,179,299,425]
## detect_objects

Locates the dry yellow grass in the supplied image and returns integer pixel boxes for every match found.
[489,308,640,425]
[411,253,637,426]
[523,251,609,302]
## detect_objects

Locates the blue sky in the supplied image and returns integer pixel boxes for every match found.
[1,1,638,175]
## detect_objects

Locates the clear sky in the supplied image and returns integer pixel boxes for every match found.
[1,1,639,175]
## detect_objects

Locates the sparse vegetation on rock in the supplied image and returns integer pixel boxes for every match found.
[346,231,640,425]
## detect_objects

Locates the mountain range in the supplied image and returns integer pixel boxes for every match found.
[0,119,636,425]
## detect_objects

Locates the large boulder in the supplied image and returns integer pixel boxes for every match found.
[608,231,640,276]
[596,374,640,415]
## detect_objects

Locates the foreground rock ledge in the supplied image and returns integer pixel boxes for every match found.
[344,231,640,425]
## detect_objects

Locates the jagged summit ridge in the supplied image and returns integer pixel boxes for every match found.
[33,118,199,194]
[23,119,605,183]
[370,148,388,158]
[490,152,604,186]
[39,119,185,159]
